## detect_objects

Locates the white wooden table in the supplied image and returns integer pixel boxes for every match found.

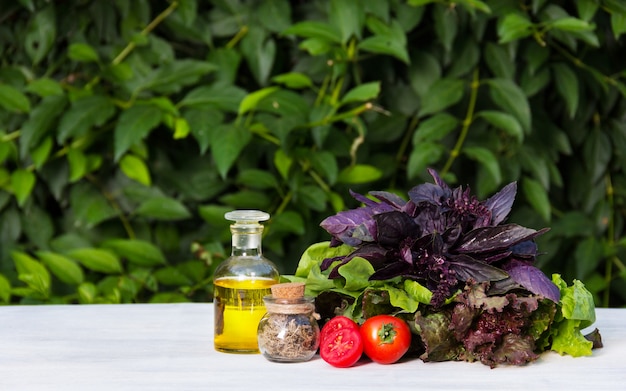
[0,304,624,390]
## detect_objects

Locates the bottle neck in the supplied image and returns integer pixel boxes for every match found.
[231,226,263,257]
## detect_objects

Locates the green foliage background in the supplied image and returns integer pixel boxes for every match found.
[1,0,625,307]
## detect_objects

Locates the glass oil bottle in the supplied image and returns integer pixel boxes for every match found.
[213,210,279,353]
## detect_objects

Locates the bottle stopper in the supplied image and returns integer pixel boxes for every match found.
[270,282,306,299]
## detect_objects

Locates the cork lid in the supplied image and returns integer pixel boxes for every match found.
[270,282,305,299]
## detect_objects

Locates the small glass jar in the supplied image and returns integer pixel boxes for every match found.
[257,284,320,363]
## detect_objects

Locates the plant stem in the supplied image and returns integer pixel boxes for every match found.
[112,1,179,66]
[441,69,480,176]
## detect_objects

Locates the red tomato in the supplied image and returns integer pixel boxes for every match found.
[319,316,359,343]
[360,315,411,364]
[319,316,363,368]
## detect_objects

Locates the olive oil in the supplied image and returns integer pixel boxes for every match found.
[212,210,279,354]
[214,277,276,353]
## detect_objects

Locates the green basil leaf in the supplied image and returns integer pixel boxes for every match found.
[476,110,524,142]
[68,248,123,274]
[68,42,100,62]
[37,251,84,285]
[552,63,579,119]
[413,112,459,143]
[522,176,551,222]
[407,141,444,179]
[113,104,162,161]
[120,154,151,186]
[358,35,410,64]
[418,78,465,117]
[135,196,192,220]
[340,82,381,105]
[0,84,31,113]
[283,21,342,43]
[102,239,167,267]
[463,146,501,185]
[486,78,531,133]
[211,123,252,178]
[497,13,534,43]
[337,164,383,184]
[11,169,36,207]
[24,5,56,64]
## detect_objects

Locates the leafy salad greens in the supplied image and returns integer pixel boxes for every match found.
[284,169,601,367]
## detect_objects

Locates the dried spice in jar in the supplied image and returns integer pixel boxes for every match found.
[257,282,320,362]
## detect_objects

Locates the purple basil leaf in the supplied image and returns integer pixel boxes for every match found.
[482,181,517,225]
[374,211,420,247]
[501,260,560,302]
[319,207,377,247]
[408,183,449,205]
[369,190,407,208]
[427,168,451,192]
[455,224,549,253]
[369,261,412,281]
[447,255,509,282]
[510,240,539,258]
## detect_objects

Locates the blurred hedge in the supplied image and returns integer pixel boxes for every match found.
[0,0,625,306]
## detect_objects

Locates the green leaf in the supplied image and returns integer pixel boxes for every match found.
[37,251,84,285]
[407,141,445,179]
[30,136,53,169]
[25,5,56,65]
[271,72,313,89]
[211,123,252,178]
[20,95,67,157]
[552,63,579,119]
[413,112,459,143]
[358,35,410,64]
[0,274,11,303]
[330,0,363,44]
[463,146,501,185]
[418,78,465,117]
[340,82,381,105]
[236,169,279,190]
[574,237,603,279]
[179,83,246,113]
[338,257,375,291]
[0,84,31,113]
[135,196,192,220]
[68,42,100,62]
[238,87,280,115]
[175,0,198,26]
[283,21,342,43]
[433,3,457,52]
[498,13,534,43]
[611,13,626,39]
[576,0,599,22]
[549,17,595,32]
[240,26,276,86]
[337,164,383,184]
[70,182,117,228]
[57,95,116,143]
[12,251,50,297]
[139,59,217,94]
[11,169,36,207]
[25,77,64,97]
[20,204,54,250]
[78,282,97,304]
[114,104,162,161]
[67,148,87,183]
[522,177,551,222]
[271,210,305,235]
[120,154,151,186]
[102,239,167,267]
[486,78,531,133]
[476,110,524,142]
[298,38,332,55]
[258,0,292,33]
[484,42,515,79]
[296,185,328,212]
[409,51,441,98]
[67,248,123,274]
[154,266,193,286]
